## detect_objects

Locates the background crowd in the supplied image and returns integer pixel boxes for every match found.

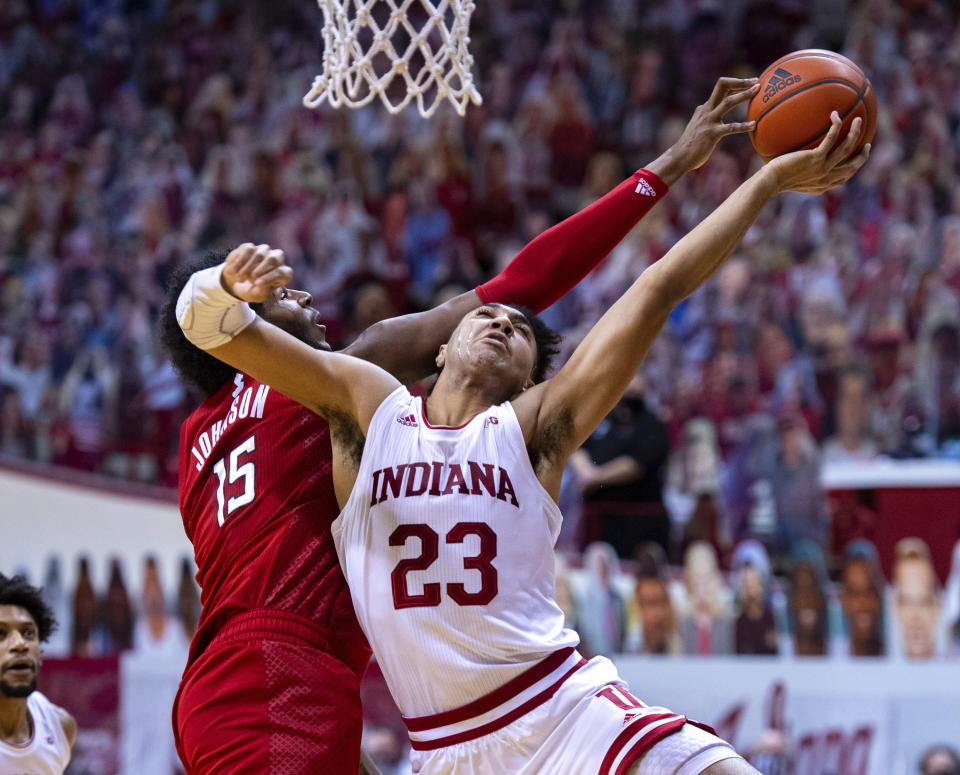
[0,0,959,614]
[3,0,960,772]
[1,0,960,556]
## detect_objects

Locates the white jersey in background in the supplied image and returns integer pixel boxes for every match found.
[0,691,71,775]
[333,386,743,774]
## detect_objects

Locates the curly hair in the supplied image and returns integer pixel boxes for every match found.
[160,250,245,397]
[0,574,57,642]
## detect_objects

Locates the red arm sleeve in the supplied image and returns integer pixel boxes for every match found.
[475,168,668,313]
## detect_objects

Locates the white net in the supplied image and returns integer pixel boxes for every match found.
[303,0,483,118]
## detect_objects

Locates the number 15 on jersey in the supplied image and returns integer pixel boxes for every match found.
[212,434,257,526]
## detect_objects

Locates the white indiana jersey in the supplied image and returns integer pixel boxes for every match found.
[0,691,71,775]
[332,386,579,718]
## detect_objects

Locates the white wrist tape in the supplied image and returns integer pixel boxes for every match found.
[176,264,257,350]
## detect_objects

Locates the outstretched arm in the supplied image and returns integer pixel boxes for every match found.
[521,114,870,482]
[346,78,759,383]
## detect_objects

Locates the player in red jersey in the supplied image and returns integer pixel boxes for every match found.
[159,77,759,775]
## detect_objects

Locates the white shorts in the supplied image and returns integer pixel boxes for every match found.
[407,655,741,775]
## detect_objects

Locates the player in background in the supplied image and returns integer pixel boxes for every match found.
[0,573,76,775]
[177,112,868,775]
[162,76,758,775]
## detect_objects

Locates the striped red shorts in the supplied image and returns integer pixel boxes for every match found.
[404,651,722,775]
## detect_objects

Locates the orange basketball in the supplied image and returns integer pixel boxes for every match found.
[748,49,877,161]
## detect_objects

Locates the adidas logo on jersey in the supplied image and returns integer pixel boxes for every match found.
[397,413,417,426]
[634,178,657,197]
[762,67,801,102]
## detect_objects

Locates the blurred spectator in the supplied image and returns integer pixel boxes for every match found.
[362,725,410,775]
[54,346,116,472]
[677,541,734,655]
[103,556,133,653]
[404,177,453,304]
[840,540,886,657]
[766,410,829,556]
[787,542,829,657]
[893,537,942,660]
[0,385,28,456]
[554,552,581,635]
[571,371,670,558]
[666,417,723,555]
[731,540,778,656]
[919,745,960,775]
[71,556,96,657]
[630,544,681,656]
[578,542,627,657]
[0,0,955,524]
[133,556,188,657]
[942,540,960,658]
[822,364,880,462]
[40,555,70,657]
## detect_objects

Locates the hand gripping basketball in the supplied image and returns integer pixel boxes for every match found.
[221,243,294,303]
[767,111,871,195]
[671,77,760,171]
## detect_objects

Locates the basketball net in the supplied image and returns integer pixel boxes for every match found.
[303,0,483,118]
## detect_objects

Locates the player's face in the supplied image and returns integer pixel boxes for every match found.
[440,305,537,391]
[0,605,42,698]
[260,287,331,351]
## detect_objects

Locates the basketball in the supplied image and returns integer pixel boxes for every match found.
[748,49,877,161]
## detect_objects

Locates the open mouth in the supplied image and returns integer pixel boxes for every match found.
[483,332,509,350]
[3,660,35,677]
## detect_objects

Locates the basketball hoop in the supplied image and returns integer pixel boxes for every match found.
[303,0,483,118]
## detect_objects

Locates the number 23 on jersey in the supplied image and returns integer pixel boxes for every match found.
[390,522,498,609]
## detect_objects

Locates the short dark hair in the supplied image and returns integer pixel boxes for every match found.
[160,250,240,397]
[0,574,56,642]
[500,304,562,384]
[919,744,960,775]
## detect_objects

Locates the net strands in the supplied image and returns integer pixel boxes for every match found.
[304,0,483,118]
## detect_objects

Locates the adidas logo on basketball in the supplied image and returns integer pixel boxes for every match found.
[397,413,417,426]
[762,67,801,103]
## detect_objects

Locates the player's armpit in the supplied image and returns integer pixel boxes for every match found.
[211,318,400,434]
[515,277,668,466]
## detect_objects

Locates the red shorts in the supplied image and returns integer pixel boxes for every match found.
[173,610,363,775]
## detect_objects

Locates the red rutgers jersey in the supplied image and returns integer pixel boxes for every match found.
[178,371,370,677]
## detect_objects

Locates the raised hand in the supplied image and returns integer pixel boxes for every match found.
[221,243,293,302]
[767,111,871,195]
[671,77,760,171]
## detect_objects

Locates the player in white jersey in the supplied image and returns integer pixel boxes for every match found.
[0,574,76,775]
[178,112,869,774]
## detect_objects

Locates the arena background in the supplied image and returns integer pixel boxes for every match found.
[2,1,960,774]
